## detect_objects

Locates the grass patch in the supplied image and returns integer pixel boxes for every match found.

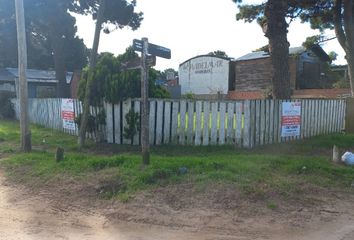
[1,120,354,203]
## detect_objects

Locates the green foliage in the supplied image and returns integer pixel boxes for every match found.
[123,109,140,144]
[208,50,229,58]
[74,109,106,133]
[77,48,171,104]
[333,78,350,89]
[90,156,126,171]
[182,92,196,100]
[2,120,354,201]
[253,45,269,52]
[235,2,266,24]
[0,0,88,71]
[0,92,15,119]
[75,0,143,32]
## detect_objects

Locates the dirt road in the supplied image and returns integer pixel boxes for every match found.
[1,170,354,240]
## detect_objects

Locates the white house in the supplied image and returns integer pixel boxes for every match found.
[178,55,235,99]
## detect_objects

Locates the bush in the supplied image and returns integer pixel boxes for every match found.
[0,92,15,119]
[74,109,106,134]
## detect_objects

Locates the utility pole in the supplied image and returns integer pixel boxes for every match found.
[141,38,150,165]
[15,0,31,152]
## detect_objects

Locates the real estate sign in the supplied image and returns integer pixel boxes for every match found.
[61,98,76,131]
[281,102,301,137]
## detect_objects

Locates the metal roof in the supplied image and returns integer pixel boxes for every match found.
[0,68,73,83]
[236,46,307,61]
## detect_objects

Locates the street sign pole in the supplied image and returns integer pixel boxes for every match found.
[141,38,150,165]
[133,37,170,165]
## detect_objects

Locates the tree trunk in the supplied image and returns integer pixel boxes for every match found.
[15,0,31,152]
[334,0,354,97]
[78,0,106,147]
[51,35,70,98]
[346,52,354,97]
[264,0,291,99]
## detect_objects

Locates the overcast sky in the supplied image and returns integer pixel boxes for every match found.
[74,0,345,71]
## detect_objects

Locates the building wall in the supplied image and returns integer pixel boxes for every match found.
[235,57,272,91]
[70,71,81,99]
[296,52,329,89]
[292,88,351,99]
[227,88,351,100]
[0,83,15,93]
[179,56,230,95]
[235,57,297,92]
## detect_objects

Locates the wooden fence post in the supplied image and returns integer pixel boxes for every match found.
[345,98,354,133]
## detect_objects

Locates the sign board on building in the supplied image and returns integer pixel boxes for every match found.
[61,98,76,131]
[281,102,301,137]
[179,56,230,95]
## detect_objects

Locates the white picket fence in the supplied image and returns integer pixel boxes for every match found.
[12,98,346,148]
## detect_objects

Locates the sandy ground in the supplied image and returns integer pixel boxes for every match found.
[2,169,354,240]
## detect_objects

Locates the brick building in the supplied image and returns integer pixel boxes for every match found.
[228,45,341,99]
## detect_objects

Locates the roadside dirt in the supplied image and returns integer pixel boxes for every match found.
[2,169,354,240]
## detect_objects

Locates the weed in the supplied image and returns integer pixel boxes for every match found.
[266,201,278,210]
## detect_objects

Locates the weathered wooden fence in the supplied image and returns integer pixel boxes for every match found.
[12,98,346,148]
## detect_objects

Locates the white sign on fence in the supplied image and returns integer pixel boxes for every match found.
[281,102,301,137]
[61,98,76,131]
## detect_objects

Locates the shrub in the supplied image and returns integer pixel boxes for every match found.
[0,91,15,119]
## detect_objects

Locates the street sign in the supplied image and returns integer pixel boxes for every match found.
[148,43,171,59]
[133,39,143,52]
[133,39,171,59]
[121,57,141,70]
[147,55,156,66]
[122,55,156,70]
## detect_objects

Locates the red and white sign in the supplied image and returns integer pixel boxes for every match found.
[61,98,76,131]
[281,102,301,137]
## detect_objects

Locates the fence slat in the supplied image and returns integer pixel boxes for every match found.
[133,100,141,145]
[210,102,218,145]
[269,100,274,144]
[171,101,179,144]
[255,100,260,146]
[219,102,226,145]
[163,101,172,144]
[155,100,164,145]
[235,102,243,147]
[243,100,251,148]
[260,100,266,146]
[264,100,270,144]
[277,100,282,143]
[187,101,194,145]
[195,101,203,146]
[202,101,210,146]
[323,100,328,135]
[328,100,333,133]
[338,99,346,132]
[105,102,114,143]
[179,100,187,145]
[226,102,234,144]
[149,100,156,145]
[121,100,131,144]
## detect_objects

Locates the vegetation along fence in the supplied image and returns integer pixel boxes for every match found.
[12,98,346,148]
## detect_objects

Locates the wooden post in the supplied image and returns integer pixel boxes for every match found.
[141,38,150,165]
[345,98,354,133]
[15,0,31,152]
